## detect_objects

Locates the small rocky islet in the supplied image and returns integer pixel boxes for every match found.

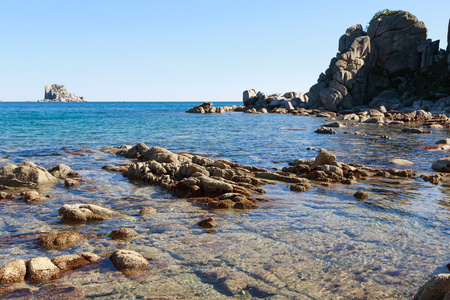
[0,10,449,300]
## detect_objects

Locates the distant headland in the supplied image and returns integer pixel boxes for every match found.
[38,84,86,103]
[242,10,450,113]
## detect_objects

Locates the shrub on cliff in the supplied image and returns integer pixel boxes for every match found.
[372,9,406,20]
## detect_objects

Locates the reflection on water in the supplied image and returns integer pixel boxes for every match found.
[0,102,449,299]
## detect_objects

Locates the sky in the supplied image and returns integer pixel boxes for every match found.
[0,0,449,101]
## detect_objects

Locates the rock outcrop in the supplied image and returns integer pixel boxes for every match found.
[39,84,86,102]
[0,162,57,189]
[242,11,450,112]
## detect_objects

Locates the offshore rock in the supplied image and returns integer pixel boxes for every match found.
[40,84,86,102]
[0,162,57,188]
[48,164,80,179]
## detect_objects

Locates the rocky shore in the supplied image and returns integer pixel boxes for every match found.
[0,139,449,298]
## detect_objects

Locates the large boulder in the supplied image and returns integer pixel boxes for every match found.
[26,257,60,284]
[58,204,120,223]
[243,89,257,106]
[312,149,337,167]
[0,162,57,188]
[37,231,84,250]
[414,273,450,300]
[109,250,148,273]
[0,260,26,285]
[40,84,86,102]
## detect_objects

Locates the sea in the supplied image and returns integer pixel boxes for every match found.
[0,101,448,299]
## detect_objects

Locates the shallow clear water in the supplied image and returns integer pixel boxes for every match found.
[0,102,449,299]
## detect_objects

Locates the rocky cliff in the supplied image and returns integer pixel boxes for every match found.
[244,11,450,112]
[39,84,86,102]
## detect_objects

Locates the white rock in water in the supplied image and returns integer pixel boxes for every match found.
[39,84,86,102]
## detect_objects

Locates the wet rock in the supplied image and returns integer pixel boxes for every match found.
[221,271,255,295]
[48,164,80,178]
[109,250,148,273]
[109,228,137,240]
[0,162,57,188]
[102,144,132,155]
[436,138,450,145]
[0,192,14,200]
[353,190,369,200]
[315,127,337,134]
[51,252,101,272]
[64,178,81,187]
[290,183,312,192]
[197,217,218,228]
[414,273,450,300]
[421,173,445,185]
[313,149,337,167]
[58,204,120,223]
[26,257,60,284]
[22,191,49,203]
[323,121,345,128]
[402,128,432,134]
[432,157,450,173]
[0,260,26,285]
[37,231,84,250]
[139,206,157,215]
[389,159,414,166]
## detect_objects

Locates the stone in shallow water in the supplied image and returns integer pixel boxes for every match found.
[109,250,148,273]
[353,190,369,200]
[58,204,120,223]
[139,206,157,215]
[197,217,218,228]
[26,257,60,284]
[432,157,450,172]
[51,252,101,272]
[0,260,26,286]
[109,228,137,240]
[0,162,57,188]
[37,231,84,250]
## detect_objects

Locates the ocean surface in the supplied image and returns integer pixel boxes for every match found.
[0,101,449,299]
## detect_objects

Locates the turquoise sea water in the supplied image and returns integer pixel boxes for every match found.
[0,102,449,299]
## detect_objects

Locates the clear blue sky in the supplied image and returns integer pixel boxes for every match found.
[0,0,448,101]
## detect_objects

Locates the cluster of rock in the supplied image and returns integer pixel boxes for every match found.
[185,102,237,114]
[0,162,81,191]
[243,12,450,113]
[39,84,86,102]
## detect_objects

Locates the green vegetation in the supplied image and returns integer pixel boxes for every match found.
[372,9,405,20]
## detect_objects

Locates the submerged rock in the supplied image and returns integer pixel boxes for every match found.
[139,206,157,216]
[22,191,49,203]
[315,127,337,134]
[353,190,369,200]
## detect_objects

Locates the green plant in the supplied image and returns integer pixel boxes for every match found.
[372,9,405,20]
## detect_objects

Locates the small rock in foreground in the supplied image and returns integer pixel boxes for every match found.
[0,260,26,286]
[413,273,450,300]
[26,257,60,284]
